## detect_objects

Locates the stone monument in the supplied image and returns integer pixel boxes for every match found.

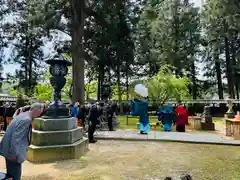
[201,106,215,130]
[225,98,235,119]
[27,53,88,163]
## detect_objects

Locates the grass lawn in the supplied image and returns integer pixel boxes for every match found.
[7,141,240,180]
[117,115,226,131]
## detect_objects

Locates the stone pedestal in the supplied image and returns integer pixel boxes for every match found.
[226,119,240,139]
[201,106,215,130]
[201,121,215,130]
[225,112,235,119]
[189,116,202,130]
[27,117,88,163]
[226,112,240,139]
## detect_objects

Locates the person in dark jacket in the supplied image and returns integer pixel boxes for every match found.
[107,102,118,131]
[88,103,101,143]
[79,104,87,129]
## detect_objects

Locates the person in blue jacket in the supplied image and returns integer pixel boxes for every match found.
[131,97,150,134]
[158,104,175,132]
[71,102,80,118]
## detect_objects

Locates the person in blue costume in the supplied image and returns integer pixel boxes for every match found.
[158,104,176,132]
[131,97,150,134]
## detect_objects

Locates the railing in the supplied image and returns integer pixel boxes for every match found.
[0,96,17,101]
[86,99,239,104]
[1,95,240,104]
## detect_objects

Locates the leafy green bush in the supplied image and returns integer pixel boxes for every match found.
[146,65,191,104]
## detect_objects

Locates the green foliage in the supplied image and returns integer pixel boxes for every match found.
[201,0,240,99]
[1,0,45,97]
[2,0,240,101]
[146,65,191,104]
[136,0,201,76]
[85,81,98,100]
[32,69,98,101]
[33,83,52,100]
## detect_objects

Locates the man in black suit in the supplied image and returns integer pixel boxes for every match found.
[88,103,101,143]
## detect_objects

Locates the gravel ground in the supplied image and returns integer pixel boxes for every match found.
[1,140,240,180]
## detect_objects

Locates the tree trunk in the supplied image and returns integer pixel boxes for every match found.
[24,37,29,96]
[97,66,104,100]
[214,49,223,99]
[189,30,197,99]
[173,0,180,76]
[117,63,123,113]
[28,39,33,96]
[126,68,129,100]
[224,22,234,98]
[231,39,239,99]
[225,36,234,98]
[71,0,85,104]
[97,70,101,100]
[191,61,197,99]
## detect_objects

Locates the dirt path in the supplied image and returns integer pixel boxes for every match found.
[1,140,240,180]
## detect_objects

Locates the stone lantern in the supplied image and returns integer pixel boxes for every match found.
[42,53,72,118]
[46,54,71,104]
[27,52,88,163]
[201,105,215,130]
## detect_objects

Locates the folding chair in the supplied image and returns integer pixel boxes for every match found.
[94,115,108,136]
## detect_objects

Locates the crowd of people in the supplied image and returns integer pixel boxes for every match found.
[0,102,16,132]
[68,101,118,143]
[131,98,188,134]
[0,98,189,179]
[0,100,118,179]
[158,102,188,132]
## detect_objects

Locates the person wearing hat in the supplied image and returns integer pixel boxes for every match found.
[0,102,44,180]
[131,92,150,134]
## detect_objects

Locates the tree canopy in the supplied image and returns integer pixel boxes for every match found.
[1,0,240,103]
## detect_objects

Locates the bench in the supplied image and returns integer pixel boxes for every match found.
[136,122,160,129]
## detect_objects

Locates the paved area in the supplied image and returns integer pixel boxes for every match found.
[95,130,240,146]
